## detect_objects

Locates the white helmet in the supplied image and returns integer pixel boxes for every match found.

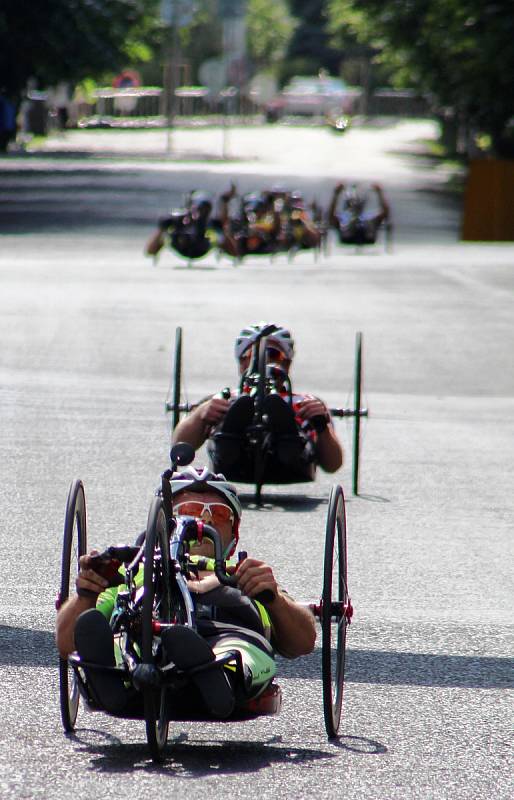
[170,466,242,557]
[169,465,242,519]
[234,322,295,361]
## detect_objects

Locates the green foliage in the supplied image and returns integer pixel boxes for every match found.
[176,0,222,81]
[0,0,161,103]
[285,0,342,78]
[247,0,296,69]
[327,0,514,155]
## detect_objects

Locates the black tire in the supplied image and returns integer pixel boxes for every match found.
[142,496,172,761]
[322,484,349,738]
[58,479,87,732]
[172,326,182,431]
[352,331,363,495]
[253,337,269,503]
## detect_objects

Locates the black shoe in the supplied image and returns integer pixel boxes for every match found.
[262,394,298,435]
[74,609,127,714]
[277,435,305,466]
[209,432,243,470]
[219,394,254,434]
[161,625,235,719]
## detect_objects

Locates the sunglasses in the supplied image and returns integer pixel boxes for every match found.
[240,346,288,366]
[175,500,234,525]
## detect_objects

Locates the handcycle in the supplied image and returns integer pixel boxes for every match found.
[165,324,368,503]
[331,183,393,254]
[56,443,353,761]
[218,189,327,265]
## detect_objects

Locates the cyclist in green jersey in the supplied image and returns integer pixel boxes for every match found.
[56,467,316,719]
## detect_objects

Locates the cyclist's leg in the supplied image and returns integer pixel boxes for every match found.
[161,625,235,718]
[208,395,254,475]
[208,631,276,701]
[74,608,128,713]
[262,394,306,467]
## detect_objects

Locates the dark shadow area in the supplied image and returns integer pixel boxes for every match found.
[329,734,387,754]
[169,264,218,271]
[4,624,510,691]
[278,646,513,689]
[238,493,328,512]
[0,625,56,667]
[0,164,334,235]
[69,729,338,775]
[350,493,390,504]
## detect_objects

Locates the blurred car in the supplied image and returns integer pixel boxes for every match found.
[265,76,354,122]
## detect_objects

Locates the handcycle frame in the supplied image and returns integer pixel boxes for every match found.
[57,443,353,761]
[165,325,368,499]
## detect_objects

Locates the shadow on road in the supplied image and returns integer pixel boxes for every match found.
[2,626,509,691]
[279,646,513,689]
[238,493,328,512]
[67,729,386,774]
[0,625,56,667]
[69,730,334,774]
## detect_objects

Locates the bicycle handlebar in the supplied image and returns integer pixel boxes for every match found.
[175,517,275,605]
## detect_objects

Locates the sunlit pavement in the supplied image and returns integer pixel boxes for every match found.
[0,122,512,799]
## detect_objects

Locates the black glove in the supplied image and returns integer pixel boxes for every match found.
[310,414,329,433]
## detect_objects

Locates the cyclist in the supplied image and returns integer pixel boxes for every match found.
[145,190,216,260]
[215,185,282,258]
[172,323,343,481]
[56,467,316,719]
[281,190,323,251]
[328,181,390,245]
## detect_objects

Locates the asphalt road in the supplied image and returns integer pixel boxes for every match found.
[0,121,512,799]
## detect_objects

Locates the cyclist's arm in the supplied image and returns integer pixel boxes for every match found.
[55,551,109,658]
[314,423,343,472]
[235,558,316,658]
[328,182,344,226]
[295,396,343,472]
[172,396,230,449]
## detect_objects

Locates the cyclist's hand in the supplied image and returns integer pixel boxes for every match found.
[235,558,278,604]
[199,397,230,426]
[76,550,109,597]
[296,395,330,422]
[187,573,220,594]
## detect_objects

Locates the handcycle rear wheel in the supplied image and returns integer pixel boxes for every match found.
[321,484,349,738]
[142,496,172,761]
[58,479,87,732]
[171,326,182,430]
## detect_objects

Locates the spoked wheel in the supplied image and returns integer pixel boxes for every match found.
[142,496,172,762]
[171,326,182,431]
[58,479,87,732]
[352,331,365,495]
[321,484,351,738]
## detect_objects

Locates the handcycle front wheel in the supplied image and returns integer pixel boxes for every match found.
[352,331,363,495]
[321,484,350,738]
[58,479,87,732]
[142,496,172,762]
[252,335,270,504]
[171,326,182,430]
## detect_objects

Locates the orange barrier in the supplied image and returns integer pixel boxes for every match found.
[462,159,514,241]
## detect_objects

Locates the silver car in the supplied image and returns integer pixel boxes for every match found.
[266,76,354,121]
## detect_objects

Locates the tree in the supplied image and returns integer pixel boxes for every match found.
[327,0,514,156]
[246,0,296,73]
[284,0,342,81]
[0,0,161,106]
